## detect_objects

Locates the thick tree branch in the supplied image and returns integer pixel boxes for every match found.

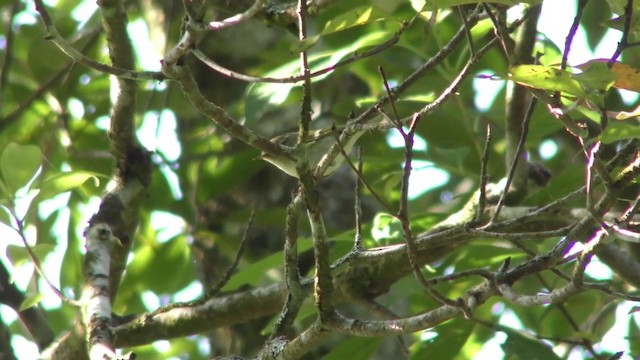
[80,225,118,359]
[113,196,625,348]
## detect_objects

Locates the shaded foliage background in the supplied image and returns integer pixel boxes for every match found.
[0,0,639,359]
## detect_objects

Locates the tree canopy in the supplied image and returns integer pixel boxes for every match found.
[0,0,639,359]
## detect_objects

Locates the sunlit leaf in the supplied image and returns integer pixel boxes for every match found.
[6,244,56,267]
[356,93,436,106]
[600,123,640,144]
[573,61,616,92]
[629,316,640,356]
[122,236,193,295]
[576,59,640,93]
[508,65,587,98]
[324,336,382,360]
[610,104,640,120]
[371,212,403,244]
[411,318,474,359]
[19,293,44,311]
[38,171,102,199]
[602,12,640,34]
[605,0,629,14]
[425,0,541,10]
[290,36,320,53]
[0,143,42,195]
[245,29,394,123]
[0,205,13,227]
[583,1,614,49]
[201,149,262,199]
[500,326,561,360]
[321,6,386,35]
[222,238,313,292]
[60,204,84,299]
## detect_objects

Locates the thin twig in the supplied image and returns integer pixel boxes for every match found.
[330,124,394,212]
[490,96,537,223]
[206,210,255,297]
[457,6,476,57]
[562,0,589,70]
[350,7,486,127]
[482,3,516,65]
[609,0,638,64]
[378,67,402,128]
[205,0,264,30]
[476,124,492,224]
[618,192,640,224]
[354,147,364,251]
[11,209,79,306]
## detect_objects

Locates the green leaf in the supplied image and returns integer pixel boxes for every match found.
[411,318,474,359]
[605,0,629,14]
[290,36,320,53]
[222,238,313,292]
[27,38,70,83]
[321,6,386,35]
[500,326,561,360]
[201,149,262,199]
[19,293,44,311]
[245,82,296,124]
[425,0,541,10]
[125,236,193,294]
[573,61,616,92]
[6,244,56,267]
[324,336,382,360]
[0,205,13,227]
[629,315,640,356]
[357,93,437,106]
[371,213,403,244]
[508,65,587,98]
[245,29,394,123]
[582,1,613,49]
[38,171,102,199]
[600,123,640,144]
[602,13,640,34]
[0,143,42,195]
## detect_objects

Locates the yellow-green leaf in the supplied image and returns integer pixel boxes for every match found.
[0,143,42,196]
[38,171,102,199]
[321,6,385,35]
[573,61,616,92]
[600,123,640,144]
[509,65,586,98]
[19,293,44,311]
[6,244,56,267]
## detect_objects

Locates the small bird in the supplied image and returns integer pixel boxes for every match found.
[259,127,365,178]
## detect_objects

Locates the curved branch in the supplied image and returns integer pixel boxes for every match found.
[33,0,163,81]
[192,19,411,84]
[113,199,599,348]
[197,0,265,30]
[162,61,288,158]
